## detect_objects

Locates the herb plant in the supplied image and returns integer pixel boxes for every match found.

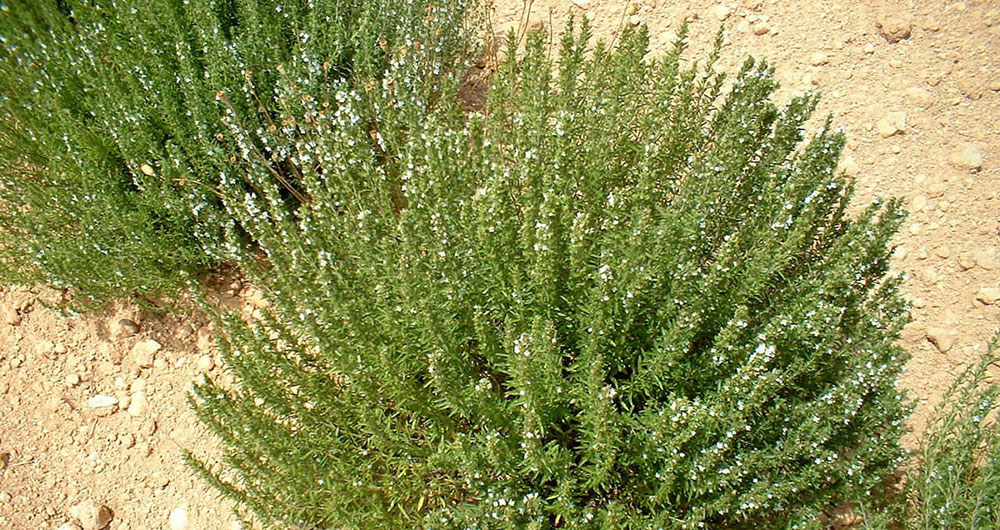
[189,22,911,529]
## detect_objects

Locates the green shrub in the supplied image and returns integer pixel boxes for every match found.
[0,0,472,306]
[904,334,1000,529]
[189,22,911,529]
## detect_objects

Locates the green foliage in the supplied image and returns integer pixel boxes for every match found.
[188,22,911,529]
[904,334,1000,529]
[0,0,472,306]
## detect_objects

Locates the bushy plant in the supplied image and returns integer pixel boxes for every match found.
[0,0,472,305]
[189,22,911,529]
[903,334,1000,529]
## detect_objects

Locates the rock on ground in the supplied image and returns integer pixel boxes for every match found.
[877,14,913,43]
[926,327,956,353]
[976,287,1000,305]
[948,142,984,170]
[69,500,112,530]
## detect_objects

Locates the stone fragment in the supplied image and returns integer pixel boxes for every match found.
[904,86,932,108]
[910,194,928,212]
[957,76,985,100]
[926,327,956,353]
[948,143,984,170]
[876,111,907,137]
[69,500,112,530]
[926,177,946,198]
[196,328,216,353]
[131,339,161,368]
[0,305,19,326]
[975,248,1000,270]
[35,340,55,357]
[110,318,139,339]
[751,21,770,35]
[711,4,731,20]
[957,253,977,271]
[196,355,215,372]
[838,155,859,176]
[876,14,912,43]
[64,374,80,388]
[88,394,118,409]
[0,452,10,470]
[976,287,1000,305]
[809,52,829,66]
[127,391,147,417]
[169,507,189,530]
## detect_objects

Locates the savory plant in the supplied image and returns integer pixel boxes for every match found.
[189,20,911,529]
[0,0,472,306]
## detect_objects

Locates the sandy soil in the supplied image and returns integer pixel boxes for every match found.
[1,1,998,528]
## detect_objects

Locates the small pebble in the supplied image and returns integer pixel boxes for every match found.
[88,394,118,409]
[196,328,216,353]
[809,52,829,66]
[168,507,189,530]
[876,14,913,43]
[752,21,770,35]
[949,142,984,171]
[130,378,147,393]
[110,319,139,339]
[976,287,1000,305]
[876,111,907,137]
[0,305,20,326]
[65,374,81,388]
[196,355,215,372]
[957,254,977,271]
[711,4,731,21]
[131,339,161,368]
[128,391,147,417]
[926,327,956,353]
[69,500,112,530]
[975,248,1000,270]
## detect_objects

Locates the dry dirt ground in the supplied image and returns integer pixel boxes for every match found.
[1,1,998,528]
